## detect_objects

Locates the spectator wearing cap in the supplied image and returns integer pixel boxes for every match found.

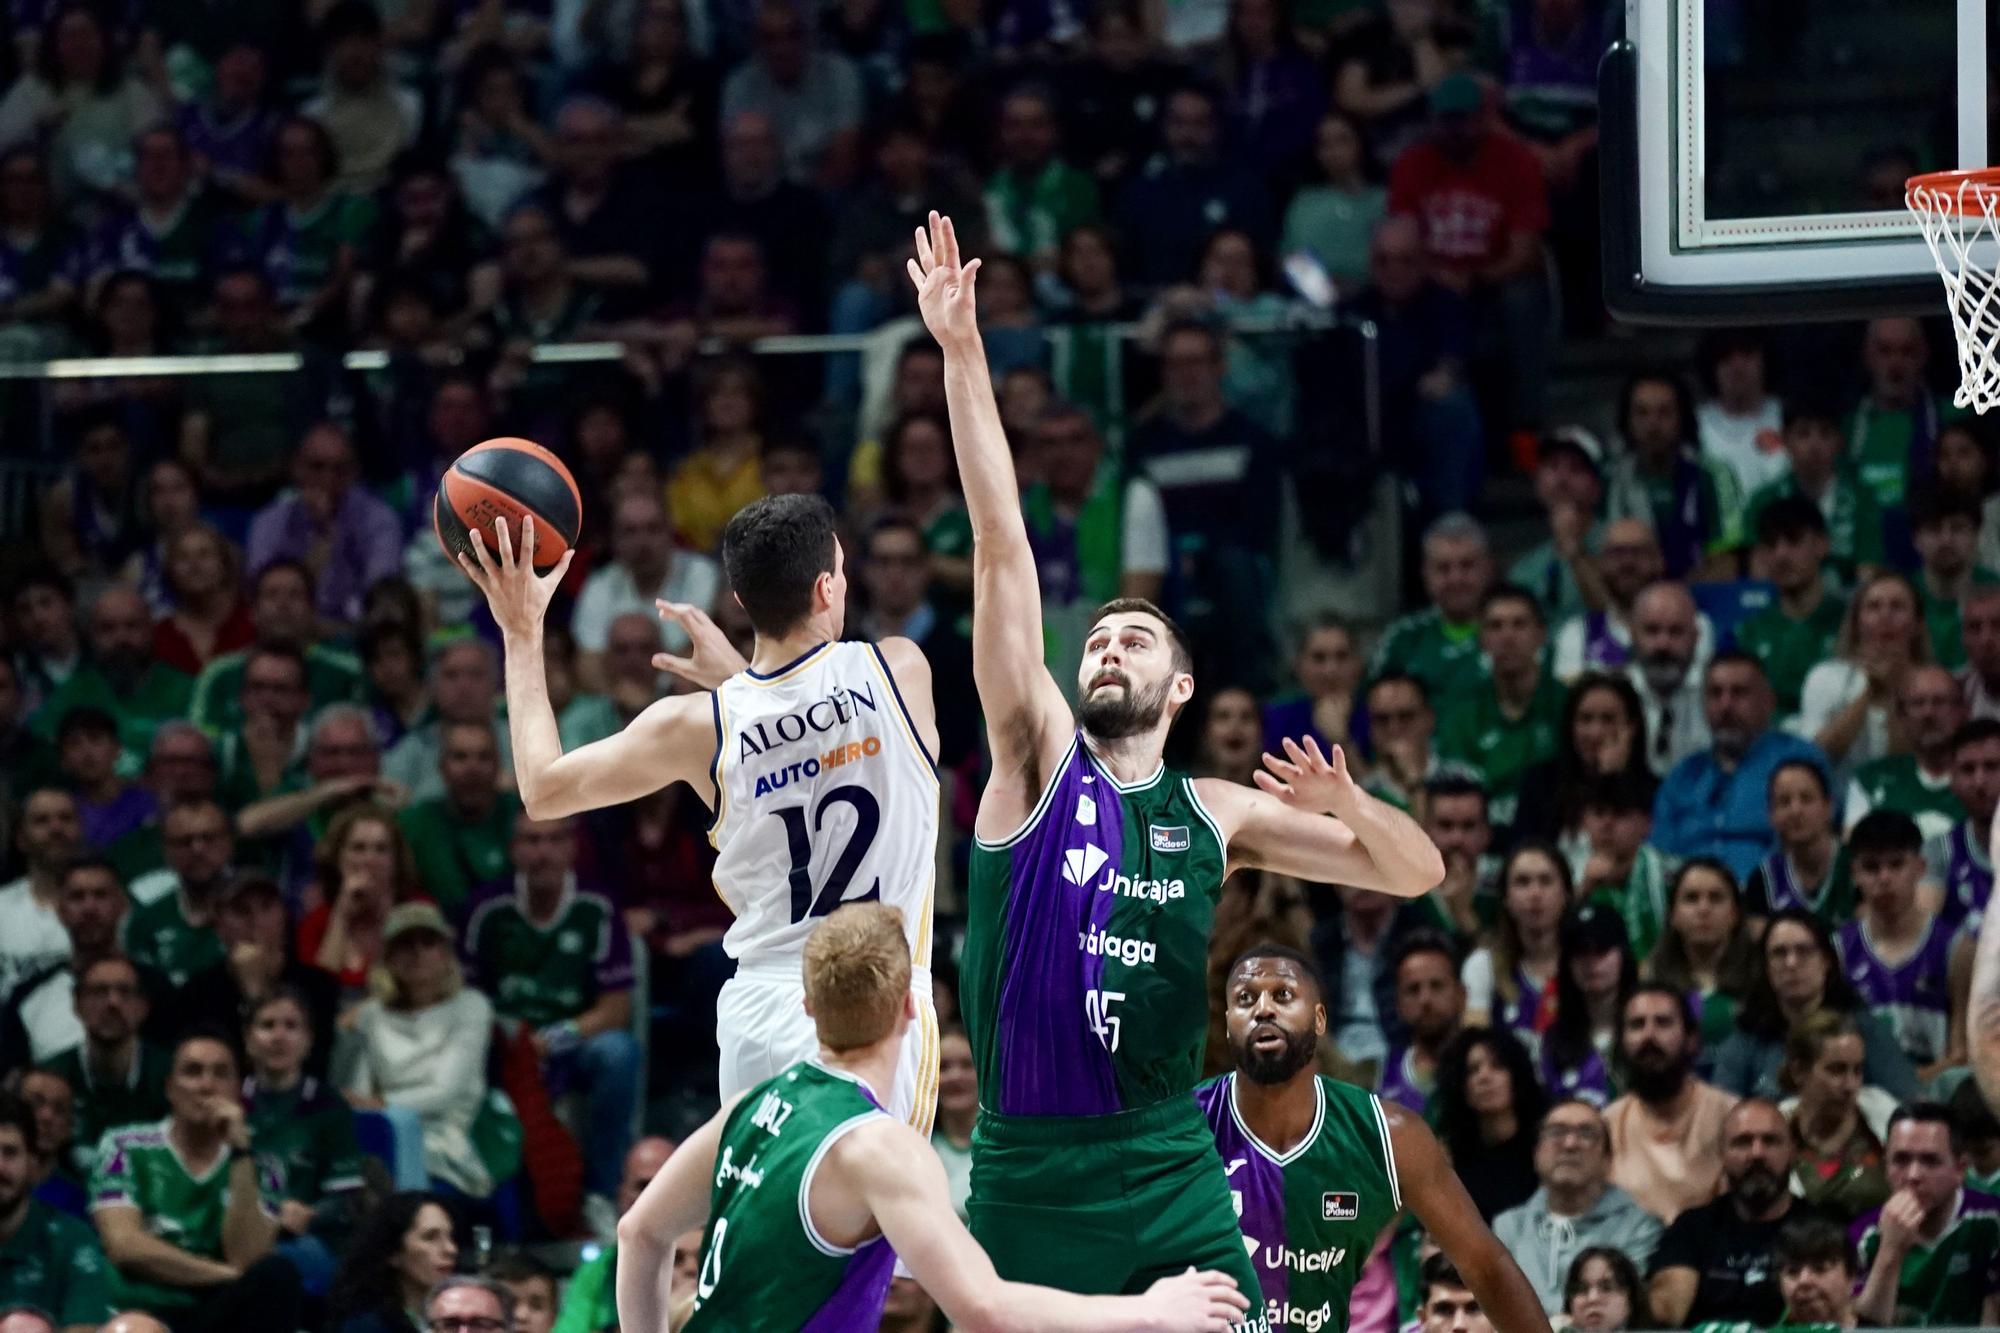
[1845,667,1967,841]
[1647,1098,1803,1326]
[464,816,639,1229]
[178,875,340,1083]
[0,1091,111,1332]
[121,801,233,990]
[0,791,85,1007]
[397,721,519,924]
[1913,488,2000,670]
[1602,371,1743,582]
[1349,216,1486,522]
[1694,331,1789,501]
[41,954,172,1175]
[1744,398,1887,586]
[32,587,192,768]
[245,425,403,632]
[1653,654,1828,882]
[1386,71,1551,448]
[342,901,496,1198]
[1735,498,1846,721]
[1551,521,1696,686]
[1510,428,1605,626]
[0,857,155,1073]
[1370,513,1493,704]
[1435,586,1564,832]
[1492,1097,1663,1317]
[1603,985,1740,1224]
[1921,719,2000,935]
[188,562,367,736]
[1116,85,1276,288]
[53,710,151,853]
[1853,1103,2000,1328]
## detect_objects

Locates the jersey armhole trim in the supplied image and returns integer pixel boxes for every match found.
[706,689,727,848]
[973,732,1080,852]
[1185,778,1228,859]
[867,643,938,777]
[799,1110,890,1257]
[1368,1092,1403,1212]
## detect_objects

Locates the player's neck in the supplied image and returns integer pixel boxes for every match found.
[1081,727,1166,786]
[750,622,834,675]
[1232,1069,1318,1157]
[819,1038,901,1107]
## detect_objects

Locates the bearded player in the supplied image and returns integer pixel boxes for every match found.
[1199,945,1551,1333]
[906,209,1442,1319]
[616,903,1253,1333]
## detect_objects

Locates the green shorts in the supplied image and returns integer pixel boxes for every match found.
[968,1096,1266,1325]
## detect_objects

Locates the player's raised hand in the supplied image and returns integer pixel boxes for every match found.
[1134,1268,1250,1332]
[906,210,982,350]
[458,515,573,639]
[652,598,750,689]
[1255,735,1363,818]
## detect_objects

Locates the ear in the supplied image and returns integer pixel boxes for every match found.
[903,990,917,1021]
[1169,671,1196,708]
[1314,1002,1328,1038]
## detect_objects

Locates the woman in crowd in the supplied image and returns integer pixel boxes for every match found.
[1644,859,1760,1072]
[1462,841,1571,1049]
[880,409,973,601]
[298,803,423,996]
[1799,571,1931,774]
[123,457,205,613]
[1564,1247,1642,1333]
[1280,111,1385,294]
[932,1027,976,1221]
[1198,686,1266,788]
[244,987,368,1295]
[1541,905,1634,1105]
[0,3,164,198]
[343,903,498,1202]
[1434,1026,1546,1220]
[1779,1010,1892,1222]
[666,359,770,554]
[327,1191,463,1333]
[1744,758,1854,926]
[151,523,253,675]
[1710,908,1919,1100]
[1512,673,1650,846]
[1261,616,1363,760]
[360,621,431,752]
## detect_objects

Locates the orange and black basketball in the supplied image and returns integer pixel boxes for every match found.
[434,437,581,573]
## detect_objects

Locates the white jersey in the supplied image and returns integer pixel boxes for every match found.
[709,640,938,968]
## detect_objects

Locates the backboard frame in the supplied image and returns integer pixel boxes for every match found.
[1601,0,1989,325]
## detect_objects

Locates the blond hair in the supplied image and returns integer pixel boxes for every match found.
[802,903,911,1051]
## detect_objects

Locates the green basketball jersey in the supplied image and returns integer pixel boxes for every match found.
[963,735,1228,1115]
[0,1197,111,1328]
[244,1077,366,1205]
[1733,596,1846,716]
[1854,1188,2000,1326]
[88,1120,282,1311]
[463,884,635,1029]
[119,891,223,989]
[684,1062,896,1332]
[1367,609,1483,699]
[1195,1074,1402,1333]
[1848,754,1965,844]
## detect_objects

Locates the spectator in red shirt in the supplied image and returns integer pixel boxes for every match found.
[1388,72,1552,452]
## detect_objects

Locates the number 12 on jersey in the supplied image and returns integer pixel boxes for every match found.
[771,784,883,924]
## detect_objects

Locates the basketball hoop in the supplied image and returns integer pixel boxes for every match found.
[1908,167,2000,414]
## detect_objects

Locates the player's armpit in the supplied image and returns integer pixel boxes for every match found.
[520,692,716,820]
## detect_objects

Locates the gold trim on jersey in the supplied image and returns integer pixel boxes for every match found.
[738,640,836,687]
[708,688,732,852]
[862,648,941,785]
[907,996,940,1137]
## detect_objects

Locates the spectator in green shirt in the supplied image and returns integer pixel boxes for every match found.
[1847,317,1963,519]
[1734,497,1845,721]
[1369,512,1494,701]
[31,586,191,771]
[1436,585,1567,830]
[983,87,1100,266]
[1843,666,1967,841]
[1912,488,2000,670]
[0,1091,109,1333]
[398,722,519,922]
[188,562,365,737]
[120,801,232,990]
[39,955,171,1175]
[1745,399,1887,585]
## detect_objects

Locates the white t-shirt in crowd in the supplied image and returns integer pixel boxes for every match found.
[1794,659,1890,776]
[1697,396,1790,499]
[571,554,724,656]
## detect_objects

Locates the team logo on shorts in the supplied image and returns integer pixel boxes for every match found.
[1321,1191,1359,1221]
[1149,825,1190,852]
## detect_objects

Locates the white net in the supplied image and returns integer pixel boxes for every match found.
[1909,172,2000,414]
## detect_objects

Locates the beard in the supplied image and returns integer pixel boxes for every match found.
[1236,1022,1318,1084]
[1729,1163,1787,1213]
[1078,669,1173,740]
[1639,652,1690,696]
[1622,1043,1691,1103]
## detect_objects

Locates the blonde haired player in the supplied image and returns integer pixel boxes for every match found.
[458,493,943,1136]
[617,903,1252,1332]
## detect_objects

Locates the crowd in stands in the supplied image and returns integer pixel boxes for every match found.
[0,0,1994,1329]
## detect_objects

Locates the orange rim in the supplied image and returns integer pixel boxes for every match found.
[1907,167,2000,215]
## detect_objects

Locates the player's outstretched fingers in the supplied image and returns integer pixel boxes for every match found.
[652,652,696,676]
[914,222,933,271]
[492,516,515,574]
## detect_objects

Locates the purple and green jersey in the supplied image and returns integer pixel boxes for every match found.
[1833,916,1954,1068]
[683,1062,896,1332]
[962,734,1229,1115]
[1194,1073,1403,1333]
[1922,819,1992,931]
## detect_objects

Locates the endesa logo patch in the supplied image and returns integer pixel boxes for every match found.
[1321,1192,1360,1222]
[1149,825,1190,853]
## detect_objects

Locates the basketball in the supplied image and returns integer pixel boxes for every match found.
[434,437,581,573]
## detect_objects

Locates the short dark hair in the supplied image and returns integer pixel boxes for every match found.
[1888,1100,1962,1154]
[485,1248,559,1293]
[253,557,317,599]
[1368,671,1430,707]
[1420,1252,1471,1305]
[1772,1213,1855,1277]
[0,1092,36,1151]
[1620,982,1694,1034]
[55,707,118,746]
[9,564,74,608]
[1950,1075,2000,1144]
[1480,583,1545,626]
[1754,494,1829,546]
[76,952,139,989]
[1767,757,1831,802]
[170,1022,243,1073]
[719,494,840,637]
[1563,1248,1641,1313]
[1705,650,1769,684]
[1577,768,1653,817]
[245,642,309,687]
[58,855,120,890]
[1951,718,2000,755]
[1911,485,1983,533]
[1423,773,1487,812]
[866,515,926,554]
[1088,598,1194,676]
[1227,942,1324,1000]
[1783,395,1846,434]
[1848,809,1923,859]
[1390,928,1460,979]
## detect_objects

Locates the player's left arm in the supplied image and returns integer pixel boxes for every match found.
[614,1094,739,1333]
[875,636,942,762]
[1386,1101,1552,1333]
[1198,738,1443,897]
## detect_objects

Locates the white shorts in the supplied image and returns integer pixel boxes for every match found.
[717,959,939,1135]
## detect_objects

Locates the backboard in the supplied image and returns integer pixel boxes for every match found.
[1600,0,1992,324]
